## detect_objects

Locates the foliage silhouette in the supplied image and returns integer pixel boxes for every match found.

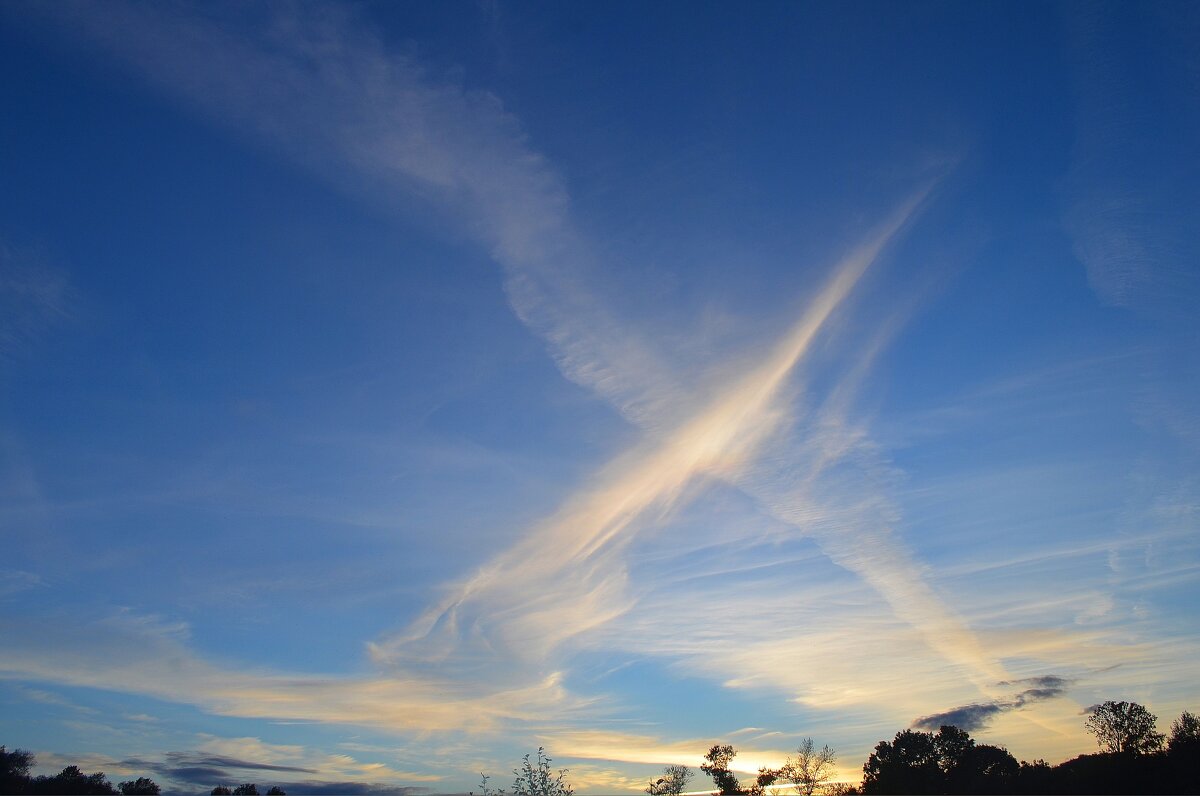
[5,699,1200,795]
[646,764,692,796]
[701,744,742,795]
[862,726,1020,795]
[30,766,118,795]
[117,778,160,795]
[1169,711,1200,756]
[746,767,779,796]
[1085,701,1165,755]
[2,746,36,794]
[949,745,1017,795]
[781,739,837,796]
[480,748,573,796]
[862,730,941,794]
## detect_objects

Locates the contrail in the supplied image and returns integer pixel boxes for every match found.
[380,188,934,668]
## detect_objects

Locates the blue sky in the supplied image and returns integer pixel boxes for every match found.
[1,1,1198,793]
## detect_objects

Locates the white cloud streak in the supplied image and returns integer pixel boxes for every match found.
[6,1,1117,764]
[0,610,577,734]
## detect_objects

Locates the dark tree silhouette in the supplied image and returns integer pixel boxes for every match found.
[701,745,742,795]
[781,738,837,796]
[1085,701,1165,755]
[1016,758,1053,794]
[2,746,36,794]
[746,767,779,796]
[933,726,973,775]
[266,788,286,795]
[211,788,232,795]
[118,778,159,795]
[232,786,259,796]
[646,765,692,796]
[1169,711,1200,757]
[861,730,940,795]
[33,766,117,795]
[953,745,1017,794]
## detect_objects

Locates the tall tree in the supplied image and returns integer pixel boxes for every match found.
[118,778,160,795]
[746,768,779,796]
[952,745,1017,795]
[1168,710,1200,757]
[932,726,974,775]
[1084,701,1165,755]
[34,766,117,795]
[861,731,940,795]
[1,746,35,794]
[701,745,742,795]
[781,739,837,796]
[647,765,692,796]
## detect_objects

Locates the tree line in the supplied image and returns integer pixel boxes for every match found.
[0,748,159,796]
[663,701,1200,796]
[481,701,1200,796]
[6,700,1200,795]
[854,701,1198,795]
[0,747,289,796]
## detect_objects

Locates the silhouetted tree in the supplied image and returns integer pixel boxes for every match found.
[1085,701,1165,755]
[33,766,117,795]
[1169,711,1200,757]
[952,745,1017,794]
[480,748,573,796]
[1052,750,1168,795]
[118,778,159,795]
[1015,758,1053,794]
[266,788,286,795]
[232,785,258,796]
[861,730,940,795]
[932,726,973,776]
[746,768,779,796]
[211,788,232,795]
[1166,712,1200,795]
[781,739,837,796]
[647,765,692,796]
[701,745,742,795]
[1,746,36,794]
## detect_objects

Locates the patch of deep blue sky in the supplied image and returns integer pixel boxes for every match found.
[1,0,1198,791]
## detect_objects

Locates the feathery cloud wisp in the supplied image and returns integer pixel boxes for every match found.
[6,0,1073,749]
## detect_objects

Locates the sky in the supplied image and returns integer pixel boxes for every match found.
[1,1,1199,794]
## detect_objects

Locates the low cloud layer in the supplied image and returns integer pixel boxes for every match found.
[913,676,1074,732]
[64,737,440,796]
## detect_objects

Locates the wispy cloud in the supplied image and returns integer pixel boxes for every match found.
[371,189,936,675]
[0,242,71,359]
[10,684,98,714]
[0,569,44,597]
[1061,3,1200,320]
[547,729,862,787]
[26,1,1008,731]
[5,2,1143,771]
[14,0,996,729]
[35,735,436,796]
[0,609,579,734]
